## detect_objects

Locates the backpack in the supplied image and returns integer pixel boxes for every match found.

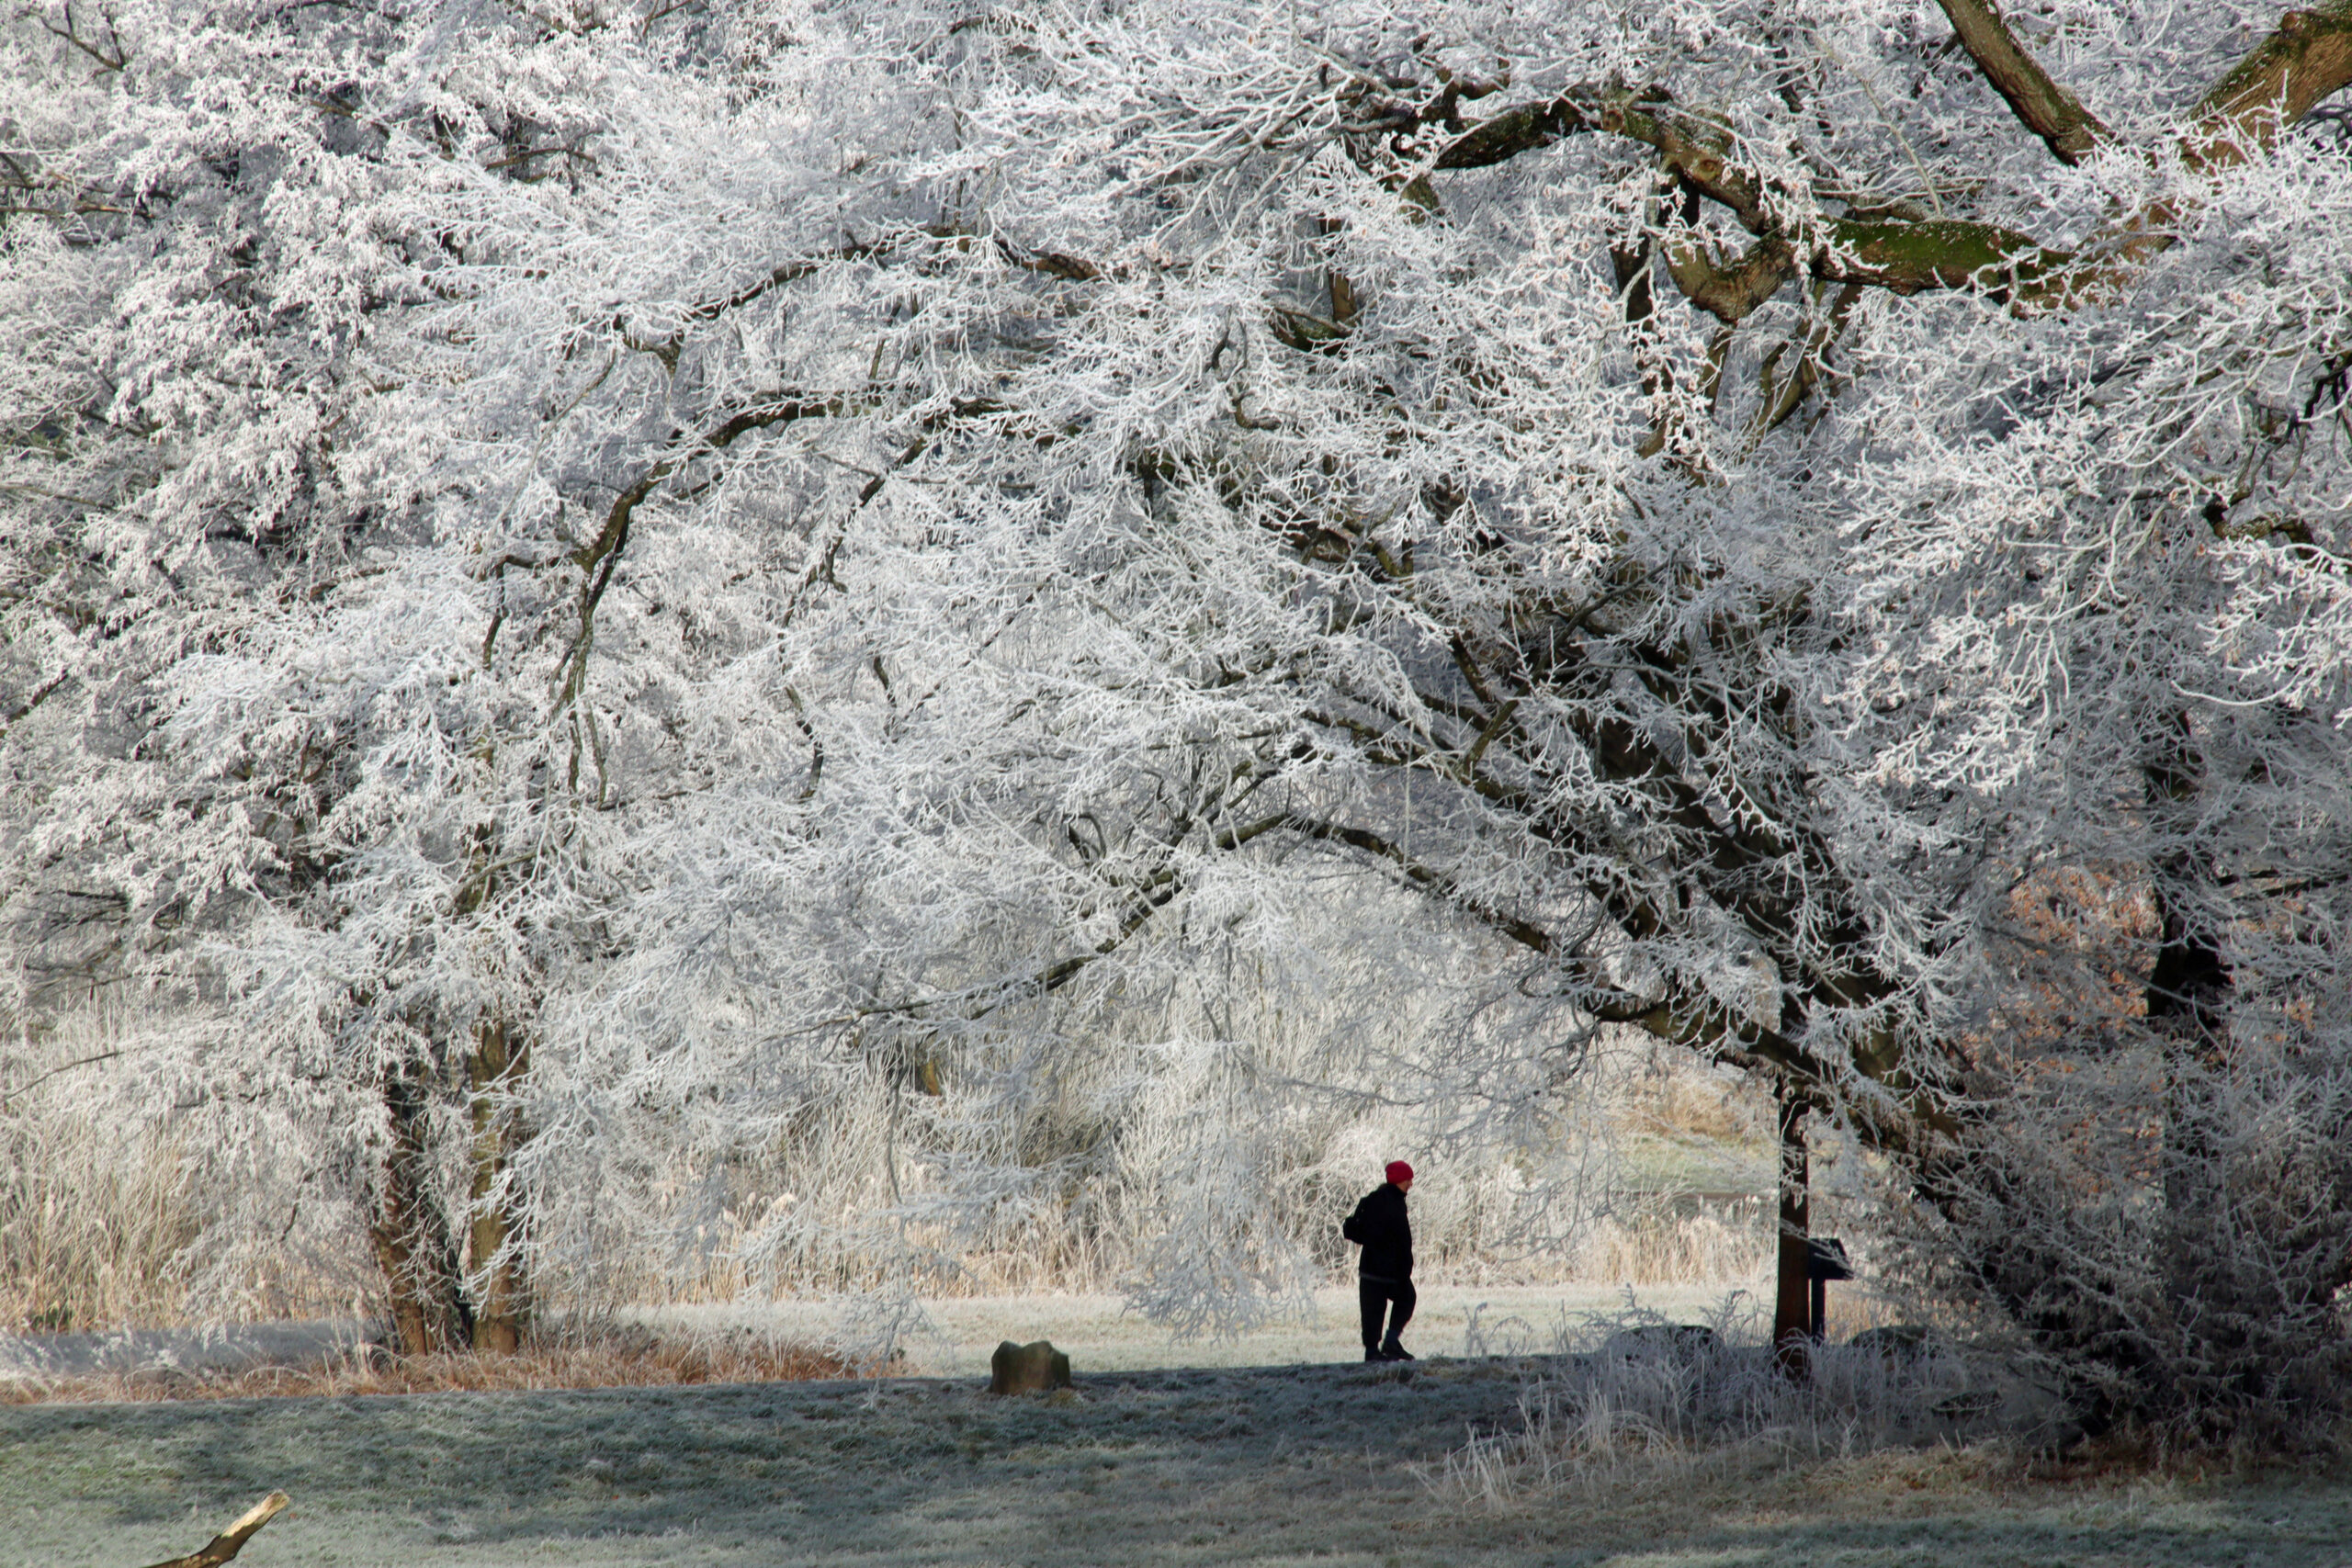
[1341,1206,1365,1244]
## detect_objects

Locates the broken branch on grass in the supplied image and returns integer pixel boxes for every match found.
[137,1491,289,1568]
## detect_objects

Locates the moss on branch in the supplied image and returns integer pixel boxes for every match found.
[1422,4,2352,320]
[1817,219,2062,297]
[2196,0,2352,146]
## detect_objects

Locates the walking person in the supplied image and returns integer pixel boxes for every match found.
[1342,1160,1416,1361]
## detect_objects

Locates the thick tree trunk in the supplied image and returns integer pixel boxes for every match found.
[2149,871,2231,1211]
[2144,721,2233,1292]
[465,1019,531,1353]
[368,1064,472,1357]
[1773,1090,1811,1379]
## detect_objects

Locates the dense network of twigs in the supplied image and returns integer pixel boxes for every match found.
[3,0,2348,1450]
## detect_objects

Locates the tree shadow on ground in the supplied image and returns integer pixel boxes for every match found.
[6,1363,2346,1566]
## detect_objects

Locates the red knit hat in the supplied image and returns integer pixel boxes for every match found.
[1385,1160,1414,1185]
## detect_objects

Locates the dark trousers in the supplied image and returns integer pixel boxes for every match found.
[1359,1276,1416,1349]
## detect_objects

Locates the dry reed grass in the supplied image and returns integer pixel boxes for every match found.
[1623,1067,1770,1144]
[1576,1212,1772,1285]
[0,1328,852,1405]
[1429,1324,2009,1509]
[0,1072,205,1334]
[5,1002,1795,1343]
[1,1009,370,1334]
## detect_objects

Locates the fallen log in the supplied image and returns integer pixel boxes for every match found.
[138,1492,289,1568]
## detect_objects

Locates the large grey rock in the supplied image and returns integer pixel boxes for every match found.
[989,1338,1071,1394]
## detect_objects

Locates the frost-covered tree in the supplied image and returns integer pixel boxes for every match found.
[647,0,2346,1415]
[6,0,2350,1431]
[0,0,700,1349]
[639,0,2347,1405]
[3,0,465,1339]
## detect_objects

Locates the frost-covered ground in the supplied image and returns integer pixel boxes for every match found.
[5,1288,2352,1568]
[0,1318,375,1380]
[10,1352,2352,1568]
[636,1284,1769,1377]
[0,1286,1740,1388]
[9,1287,2352,1568]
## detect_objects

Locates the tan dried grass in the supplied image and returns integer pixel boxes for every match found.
[0,1329,852,1405]
[0,1074,205,1334]
[1577,1212,1773,1285]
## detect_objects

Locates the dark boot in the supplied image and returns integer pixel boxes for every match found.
[1364,1348,1385,1361]
[1381,1340,1414,1361]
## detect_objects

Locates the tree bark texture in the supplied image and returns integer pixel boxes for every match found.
[465,1019,531,1352]
[2143,718,2233,1247]
[368,1064,473,1357]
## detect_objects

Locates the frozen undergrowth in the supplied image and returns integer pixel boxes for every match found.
[0,1285,1768,1402]
[1431,1332,2025,1507]
[6,1356,2348,1568]
[1430,1294,2088,1511]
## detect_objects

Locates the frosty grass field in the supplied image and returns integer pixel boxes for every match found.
[8,1288,2352,1568]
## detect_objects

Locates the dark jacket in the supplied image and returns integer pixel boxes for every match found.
[1343,1182,1412,1281]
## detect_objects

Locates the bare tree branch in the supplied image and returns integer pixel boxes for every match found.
[2191,0,2352,165]
[139,1493,289,1568]
[1427,4,2351,318]
[1934,0,2109,164]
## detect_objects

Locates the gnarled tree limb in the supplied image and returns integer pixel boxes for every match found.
[1665,235,1794,323]
[2190,0,2352,165]
[1427,3,2352,319]
[1933,0,2109,164]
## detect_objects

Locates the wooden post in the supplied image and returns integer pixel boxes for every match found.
[1774,1091,1811,1380]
